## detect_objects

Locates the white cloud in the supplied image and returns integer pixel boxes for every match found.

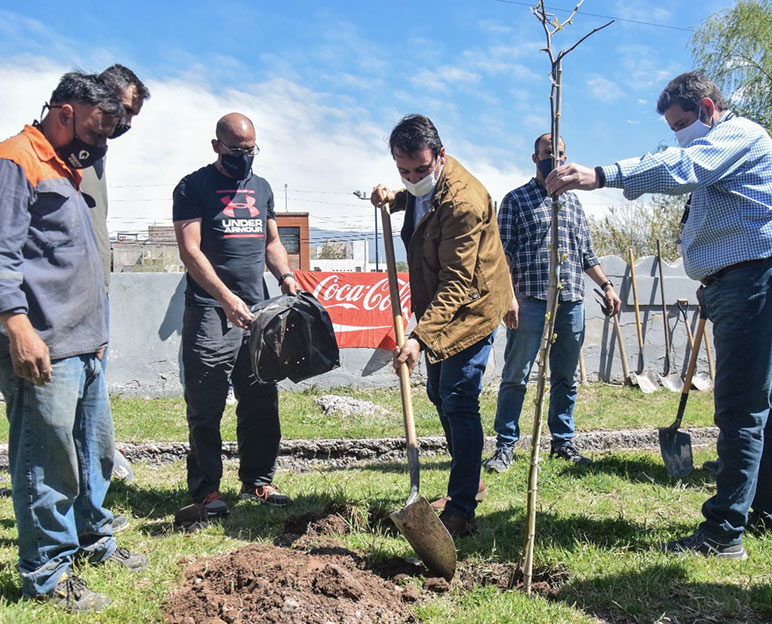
[613,2,673,25]
[0,59,400,235]
[586,75,625,103]
[410,65,481,92]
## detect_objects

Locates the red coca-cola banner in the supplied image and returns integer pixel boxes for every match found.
[293,271,412,350]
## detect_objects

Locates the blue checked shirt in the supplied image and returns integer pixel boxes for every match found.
[601,112,772,280]
[498,177,599,301]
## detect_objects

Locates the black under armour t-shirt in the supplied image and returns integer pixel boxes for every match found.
[172,164,276,306]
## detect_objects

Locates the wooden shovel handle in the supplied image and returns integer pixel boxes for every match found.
[613,313,630,382]
[380,203,420,501]
[628,248,645,349]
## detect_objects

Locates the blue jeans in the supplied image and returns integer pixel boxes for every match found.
[493,299,584,450]
[699,258,772,543]
[0,352,116,597]
[426,332,495,518]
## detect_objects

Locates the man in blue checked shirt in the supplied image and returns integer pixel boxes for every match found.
[547,71,772,561]
[482,133,621,475]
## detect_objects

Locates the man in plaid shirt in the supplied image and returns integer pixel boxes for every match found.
[548,71,772,561]
[483,133,621,474]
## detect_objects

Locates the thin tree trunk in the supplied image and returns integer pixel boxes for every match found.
[512,1,612,596]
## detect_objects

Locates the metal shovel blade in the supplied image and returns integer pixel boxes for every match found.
[658,426,693,477]
[691,372,713,392]
[658,372,683,393]
[630,370,660,394]
[390,498,457,581]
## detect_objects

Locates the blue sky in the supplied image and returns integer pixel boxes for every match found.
[0,0,737,239]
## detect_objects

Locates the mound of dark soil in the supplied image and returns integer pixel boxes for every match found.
[164,543,412,624]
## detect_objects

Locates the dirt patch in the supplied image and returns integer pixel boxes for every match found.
[164,543,412,624]
[276,502,366,548]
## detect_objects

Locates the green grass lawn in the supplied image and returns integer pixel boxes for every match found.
[1,383,759,624]
[0,446,769,623]
[0,382,718,444]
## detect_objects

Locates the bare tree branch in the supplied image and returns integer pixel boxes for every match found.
[558,0,585,30]
[559,20,615,59]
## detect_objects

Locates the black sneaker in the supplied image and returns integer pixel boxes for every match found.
[662,528,747,560]
[239,483,291,507]
[701,459,720,473]
[746,510,772,536]
[104,547,149,570]
[112,513,129,533]
[482,447,513,473]
[550,442,592,466]
[43,572,111,612]
[201,490,230,517]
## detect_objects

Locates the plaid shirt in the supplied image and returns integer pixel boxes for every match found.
[498,177,599,301]
[602,111,772,280]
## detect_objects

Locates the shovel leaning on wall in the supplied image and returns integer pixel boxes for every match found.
[656,240,683,393]
[675,299,712,392]
[627,248,660,393]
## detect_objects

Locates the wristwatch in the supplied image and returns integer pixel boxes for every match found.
[278,272,294,286]
[600,279,613,291]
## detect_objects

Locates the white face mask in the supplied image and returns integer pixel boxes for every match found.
[401,166,439,197]
[675,106,712,147]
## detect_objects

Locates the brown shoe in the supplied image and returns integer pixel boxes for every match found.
[476,479,488,502]
[439,509,477,538]
[431,479,487,512]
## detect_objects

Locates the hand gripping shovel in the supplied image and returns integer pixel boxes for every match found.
[627,248,660,393]
[379,202,456,582]
[656,240,683,393]
[675,299,712,392]
[658,306,706,477]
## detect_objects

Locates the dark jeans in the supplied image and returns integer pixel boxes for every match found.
[699,257,772,543]
[426,332,495,518]
[182,303,280,502]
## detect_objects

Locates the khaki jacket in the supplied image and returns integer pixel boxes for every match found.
[393,155,512,362]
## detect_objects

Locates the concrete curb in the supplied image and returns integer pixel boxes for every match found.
[0,427,719,471]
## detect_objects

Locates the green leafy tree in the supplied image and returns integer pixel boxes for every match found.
[588,194,685,261]
[318,241,347,260]
[691,0,772,132]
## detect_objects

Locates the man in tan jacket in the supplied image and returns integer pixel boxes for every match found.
[371,114,512,537]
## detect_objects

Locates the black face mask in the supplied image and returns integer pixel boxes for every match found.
[54,108,107,169]
[109,123,130,139]
[537,157,555,180]
[221,152,254,179]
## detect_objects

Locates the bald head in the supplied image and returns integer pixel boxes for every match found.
[216,113,255,144]
[211,113,258,178]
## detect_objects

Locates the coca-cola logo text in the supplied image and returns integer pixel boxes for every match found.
[311,274,411,318]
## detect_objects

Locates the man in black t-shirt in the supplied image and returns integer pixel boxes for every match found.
[173,113,298,516]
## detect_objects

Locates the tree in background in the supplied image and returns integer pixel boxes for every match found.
[588,194,685,261]
[691,0,772,132]
[318,240,347,260]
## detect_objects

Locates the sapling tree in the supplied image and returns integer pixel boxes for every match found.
[511,0,612,595]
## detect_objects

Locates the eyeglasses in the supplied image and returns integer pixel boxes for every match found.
[218,141,260,157]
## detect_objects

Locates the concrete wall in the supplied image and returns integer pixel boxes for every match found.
[106,256,712,397]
